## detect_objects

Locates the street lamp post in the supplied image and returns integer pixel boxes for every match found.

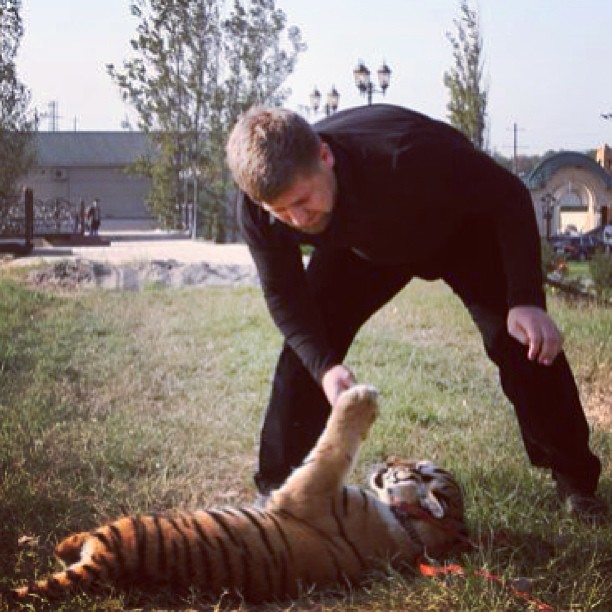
[309,86,340,116]
[540,192,557,240]
[353,61,391,105]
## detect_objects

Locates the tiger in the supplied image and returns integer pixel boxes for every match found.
[12,384,466,603]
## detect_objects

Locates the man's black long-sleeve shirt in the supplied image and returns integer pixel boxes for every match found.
[237,104,544,383]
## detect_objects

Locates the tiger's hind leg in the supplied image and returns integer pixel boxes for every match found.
[271,384,379,502]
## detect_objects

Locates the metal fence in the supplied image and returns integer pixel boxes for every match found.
[32,197,81,236]
[0,194,27,238]
[0,190,89,254]
[0,189,34,253]
[1,190,241,247]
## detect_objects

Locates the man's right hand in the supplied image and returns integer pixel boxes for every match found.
[321,364,357,406]
[507,305,564,366]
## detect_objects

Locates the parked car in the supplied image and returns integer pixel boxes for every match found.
[602,225,612,248]
[584,225,612,252]
[549,235,599,261]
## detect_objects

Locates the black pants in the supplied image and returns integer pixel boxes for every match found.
[254,235,602,497]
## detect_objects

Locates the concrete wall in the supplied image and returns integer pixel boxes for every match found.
[24,165,153,221]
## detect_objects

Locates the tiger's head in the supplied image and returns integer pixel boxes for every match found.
[370,456,467,550]
[370,457,465,525]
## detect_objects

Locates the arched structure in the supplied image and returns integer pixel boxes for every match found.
[526,147,612,237]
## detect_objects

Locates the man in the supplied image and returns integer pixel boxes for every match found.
[87,198,101,237]
[226,104,606,522]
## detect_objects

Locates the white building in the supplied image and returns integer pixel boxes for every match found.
[527,145,612,236]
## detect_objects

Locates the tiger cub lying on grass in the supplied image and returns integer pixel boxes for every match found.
[13,385,466,603]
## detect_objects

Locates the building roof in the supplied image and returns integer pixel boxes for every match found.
[526,151,612,190]
[34,131,156,168]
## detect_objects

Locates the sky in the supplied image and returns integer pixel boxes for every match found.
[17,0,612,155]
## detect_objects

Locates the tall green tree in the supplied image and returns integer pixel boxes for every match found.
[108,0,304,241]
[0,0,34,199]
[443,0,488,150]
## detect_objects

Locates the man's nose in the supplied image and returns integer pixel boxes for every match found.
[287,205,308,226]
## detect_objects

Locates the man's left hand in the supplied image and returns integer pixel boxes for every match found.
[321,364,357,406]
[507,306,564,365]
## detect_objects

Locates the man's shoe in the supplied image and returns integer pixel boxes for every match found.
[560,490,608,525]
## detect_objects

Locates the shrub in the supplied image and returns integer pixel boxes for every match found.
[541,240,567,277]
[589,251,612,297]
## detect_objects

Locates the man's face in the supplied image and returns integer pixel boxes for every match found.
[260,143,337,235]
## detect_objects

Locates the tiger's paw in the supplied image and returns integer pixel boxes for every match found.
[334,384,379,433]
[338,384,378,406]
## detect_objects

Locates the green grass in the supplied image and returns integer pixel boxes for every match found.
[0,273,610,611]
[566,261,590,279]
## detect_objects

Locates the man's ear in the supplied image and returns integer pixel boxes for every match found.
[320,142,335,169]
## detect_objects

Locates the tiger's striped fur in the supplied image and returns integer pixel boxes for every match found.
[13,385,466,602]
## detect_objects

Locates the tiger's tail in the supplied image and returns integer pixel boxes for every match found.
[12,530,110,599]
[13,567,92,599]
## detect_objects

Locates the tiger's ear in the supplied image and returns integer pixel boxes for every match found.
[369,465,387,491]
[371,455,400,490]
[385,456,419,469]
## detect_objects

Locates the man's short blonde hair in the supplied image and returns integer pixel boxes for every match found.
[226,106,321,202]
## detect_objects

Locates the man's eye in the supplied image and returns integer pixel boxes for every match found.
[262,203,289,215]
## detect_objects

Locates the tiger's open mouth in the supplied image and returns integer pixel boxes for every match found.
[386,480,420,506]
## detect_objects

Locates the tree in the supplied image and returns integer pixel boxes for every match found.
[491,151,544,178]
[0,0,34,199]
[443,0,488,150]
[107,0,305,241]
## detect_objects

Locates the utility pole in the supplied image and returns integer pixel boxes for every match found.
[48,101,59,131]
[513,123,518,174]
[37,101,61,131]
[505,122,526,174]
